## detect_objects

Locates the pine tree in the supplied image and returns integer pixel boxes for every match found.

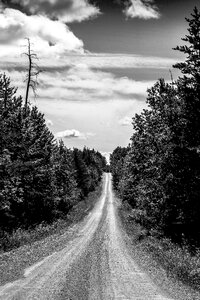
[173,7,200,147]
[173,7,200,80]
[0,74,24,230]
[111,8,200,245]
[110,147,129,190]
[0,73,106,236]
[52,141,79,218]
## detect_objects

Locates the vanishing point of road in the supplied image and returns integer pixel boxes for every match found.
[0,174,174,300]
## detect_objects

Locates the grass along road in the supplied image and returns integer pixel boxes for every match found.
[0,174,174,300]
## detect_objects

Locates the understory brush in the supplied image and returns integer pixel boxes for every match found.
[119,201,200,290]
[0,182,103,253]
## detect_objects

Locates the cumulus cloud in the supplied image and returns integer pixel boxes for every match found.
[119,116,132,126]
[0,8,84,56]
[46,119,54,126]
[101,152,111,164]
[55,129,95,139]
[124,0,160,20]
[56,129,82,138]
[8,0,100,23]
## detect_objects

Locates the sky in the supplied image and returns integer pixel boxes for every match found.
[0,0,199,158]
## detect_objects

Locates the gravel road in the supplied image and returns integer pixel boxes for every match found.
[0,173,174,300]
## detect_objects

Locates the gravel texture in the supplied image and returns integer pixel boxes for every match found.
[0,174,182,299]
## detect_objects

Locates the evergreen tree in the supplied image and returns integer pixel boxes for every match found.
[73,148,91,198]
[111,7,200,245]
[173,7,200,147]
[110,147,129,190]
[0,74,107,232]
[52,141,79,218]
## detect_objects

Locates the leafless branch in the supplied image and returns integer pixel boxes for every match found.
[23,38,42,115]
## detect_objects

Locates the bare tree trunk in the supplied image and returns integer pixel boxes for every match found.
[23,38,41,116]
[25,38,32,115]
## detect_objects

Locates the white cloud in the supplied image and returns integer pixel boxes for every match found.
[55,129,95,139]
[1,54,175,105]
[42,53,176,71]
[80,53,175,69]
[119,116,132,126]
[10,0,100,23]
[56,129,81,138]
[0,63,156,103]
[37,64,155,101]
[124,0,160,20]
[0,6,174,107]
[0,8,84,57]
[46,119,54,126]
[101,152,111,164]
[54,0,100,23]
[0,53,177,76]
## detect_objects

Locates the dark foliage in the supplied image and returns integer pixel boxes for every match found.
[73,147,107,198]
[0,73,106,234]
[110,8,200,248]
[110,146,130,190]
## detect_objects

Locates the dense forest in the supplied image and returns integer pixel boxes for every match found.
[0,74,107,233]
[111,7,200,248]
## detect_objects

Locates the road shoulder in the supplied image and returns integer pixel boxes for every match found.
[0,183,103,286]
[116,197,200,300]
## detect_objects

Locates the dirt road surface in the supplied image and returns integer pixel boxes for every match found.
[0,174,174,300]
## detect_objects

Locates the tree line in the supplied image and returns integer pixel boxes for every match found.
[0,74,107,233]
[110,7,200,248]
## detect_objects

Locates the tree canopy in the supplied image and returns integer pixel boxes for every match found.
[0,74,107,232]
[110,7,200,248]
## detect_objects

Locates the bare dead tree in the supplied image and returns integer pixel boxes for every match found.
[23,38,42,115]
